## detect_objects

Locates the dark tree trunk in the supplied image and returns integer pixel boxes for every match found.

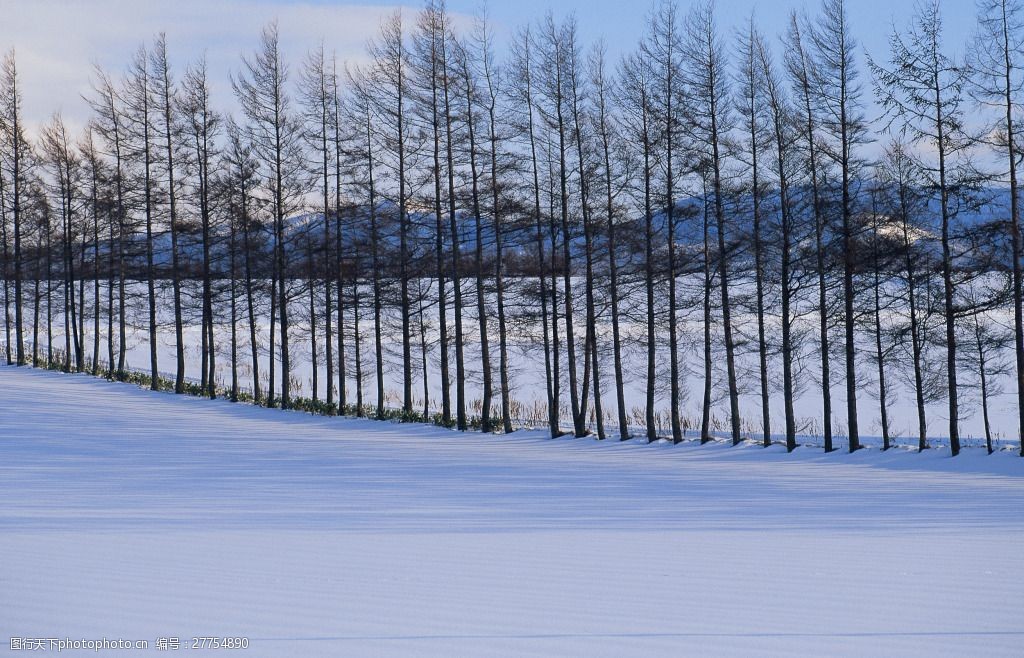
[871,194,891,450]
[461,51,493,432]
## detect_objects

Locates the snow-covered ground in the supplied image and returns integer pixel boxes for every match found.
[18,275,1024,446]
[2,365,1023,656]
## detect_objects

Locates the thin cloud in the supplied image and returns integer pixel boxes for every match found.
[0,0,420,134]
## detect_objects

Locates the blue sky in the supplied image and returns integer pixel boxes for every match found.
[0,0,984,136]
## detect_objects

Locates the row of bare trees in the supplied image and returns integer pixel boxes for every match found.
[2,0,1024,455]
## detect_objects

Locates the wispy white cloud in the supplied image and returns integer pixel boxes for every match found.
[0,0,424,135]
[0,0,982,143]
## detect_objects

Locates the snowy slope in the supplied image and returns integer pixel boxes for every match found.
[1,365,1022,657]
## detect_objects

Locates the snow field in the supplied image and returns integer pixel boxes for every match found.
[1,366,1023,656]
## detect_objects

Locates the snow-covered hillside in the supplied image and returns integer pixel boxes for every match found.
[1,366,1022,656]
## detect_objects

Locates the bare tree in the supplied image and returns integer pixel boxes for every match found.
[756,30,799,450]
[877,142,932,451]
[453,32,495,431]
[812,0,869,452]
[867,184,893,449]
[151,34,186,392]
[645,0,683,442]
[971,0,1024,456]
[738,16,772,446]
[538,14,585,437]
[619,49,658,441]
[225,118,263,402]
[785,12,834,452]
[41,114,82,371]
[123,45,160,389]
[331,55,348,412]
[591,41,630,440]
[685,1,741,444]
[300,44,335,409]
[509,25,559,436]
[871,0,973,455]
[347,67,387,419]
[412,0,452,425]
[182,57,221,398]
[85,67,129,377]
[234,22,305,409]
[0,51,27,365]
[0,126,10,364]
[79,128,105,374]
[475,10,514,434]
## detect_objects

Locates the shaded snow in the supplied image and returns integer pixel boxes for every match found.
[1,366,1022,656]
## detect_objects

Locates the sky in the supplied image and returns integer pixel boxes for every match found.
[0,0,983,138]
